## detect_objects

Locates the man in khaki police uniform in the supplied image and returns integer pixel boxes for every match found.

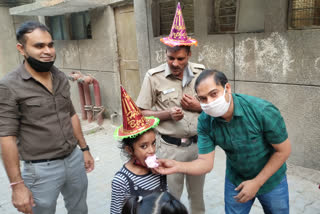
[136,45,205,214]
[136,3,205,213]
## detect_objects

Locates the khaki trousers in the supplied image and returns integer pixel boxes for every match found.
[157,136,205,214]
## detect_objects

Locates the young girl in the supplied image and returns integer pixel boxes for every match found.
[110,86,166,214]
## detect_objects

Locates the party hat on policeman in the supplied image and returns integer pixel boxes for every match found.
[160,2,197,47]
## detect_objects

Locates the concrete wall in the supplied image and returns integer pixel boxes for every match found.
[0,5,39,76]
[0,7,19,76]
[0,4,122,119]
[55,6,121,118]
[1,0,319,170]
[137,0,320,170]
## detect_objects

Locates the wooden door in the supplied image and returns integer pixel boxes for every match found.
[115,4,141,101]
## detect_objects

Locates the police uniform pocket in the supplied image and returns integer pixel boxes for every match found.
[160,89,179,106]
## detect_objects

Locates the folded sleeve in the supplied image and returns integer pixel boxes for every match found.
[70,102,76,117]
[136,73,156,110]
[197,113,216,154]
[262,104,288,144]
[0,85,20,137]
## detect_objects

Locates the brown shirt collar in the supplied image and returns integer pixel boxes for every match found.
[20,62,32,80]
[20,61,58,80]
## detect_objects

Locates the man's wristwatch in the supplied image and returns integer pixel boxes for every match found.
[80,145,90,152]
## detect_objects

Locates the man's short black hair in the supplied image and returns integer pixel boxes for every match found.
[16,21,51,45]
[194,69,229,93]
[166,45,191,54]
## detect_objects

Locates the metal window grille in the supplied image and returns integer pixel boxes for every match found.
[209,0,237,33]
[156,0,194,36]
[289,0,320,28]
[159,0,176,35]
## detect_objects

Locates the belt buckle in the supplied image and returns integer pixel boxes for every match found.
[180,138,193,147]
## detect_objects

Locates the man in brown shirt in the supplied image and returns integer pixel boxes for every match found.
[136,45,206,214]
[0,21,94,214]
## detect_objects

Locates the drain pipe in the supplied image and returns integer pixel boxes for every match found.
[68,72,104,125]
[77,82,87,120]
[92,79,104,126]
[68,72,87,120]
[80,76,94,123]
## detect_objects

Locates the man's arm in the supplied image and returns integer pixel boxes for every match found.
[155,151,215,175]
[140,107,184,121]
[234,138,291,203]
[0,136,35,213]
[137,70,184,121]
[71,114,94,172]
[140,109,171,121]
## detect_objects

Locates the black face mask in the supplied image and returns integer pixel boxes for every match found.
[26,56,54,73]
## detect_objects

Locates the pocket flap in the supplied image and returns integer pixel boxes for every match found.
[160,89,178,102]
[25,99,41,107]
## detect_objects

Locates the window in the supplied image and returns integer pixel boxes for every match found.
[208,0,265,34]
[48,15,69,40]
[152,0,194,37]
[289,0,320,29]
[209,0,237,33]
[70,12,92,40]
[47,11,92,40]
[0,0,34,7]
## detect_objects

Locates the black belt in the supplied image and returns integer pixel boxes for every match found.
[161,135,197,147]
[24,153,71,164]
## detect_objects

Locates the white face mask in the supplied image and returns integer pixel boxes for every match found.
[200,87,231,117]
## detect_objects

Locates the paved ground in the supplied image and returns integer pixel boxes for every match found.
[1,119,320,214]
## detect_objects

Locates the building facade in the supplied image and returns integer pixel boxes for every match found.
[0,0,319,171]
[135,0,320,171]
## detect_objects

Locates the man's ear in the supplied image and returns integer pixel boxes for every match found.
[16,43,26,56]
[226,82,232,94]
[188,50,192,57]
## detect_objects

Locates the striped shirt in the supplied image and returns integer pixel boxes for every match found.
[197,93,288,195]
[110,166,166,214]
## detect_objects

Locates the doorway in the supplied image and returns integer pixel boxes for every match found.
[115,4,141,101]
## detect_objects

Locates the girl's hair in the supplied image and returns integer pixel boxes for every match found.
[122,191,188,214]
[119,129,155,159]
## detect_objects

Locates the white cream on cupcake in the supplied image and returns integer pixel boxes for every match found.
[145,154,159,168]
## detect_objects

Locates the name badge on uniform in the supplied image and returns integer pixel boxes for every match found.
[163,88,175,95]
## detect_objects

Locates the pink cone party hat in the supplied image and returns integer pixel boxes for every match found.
[160,2,197,47]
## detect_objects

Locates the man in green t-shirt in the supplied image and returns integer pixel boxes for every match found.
[155,69,291,214]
